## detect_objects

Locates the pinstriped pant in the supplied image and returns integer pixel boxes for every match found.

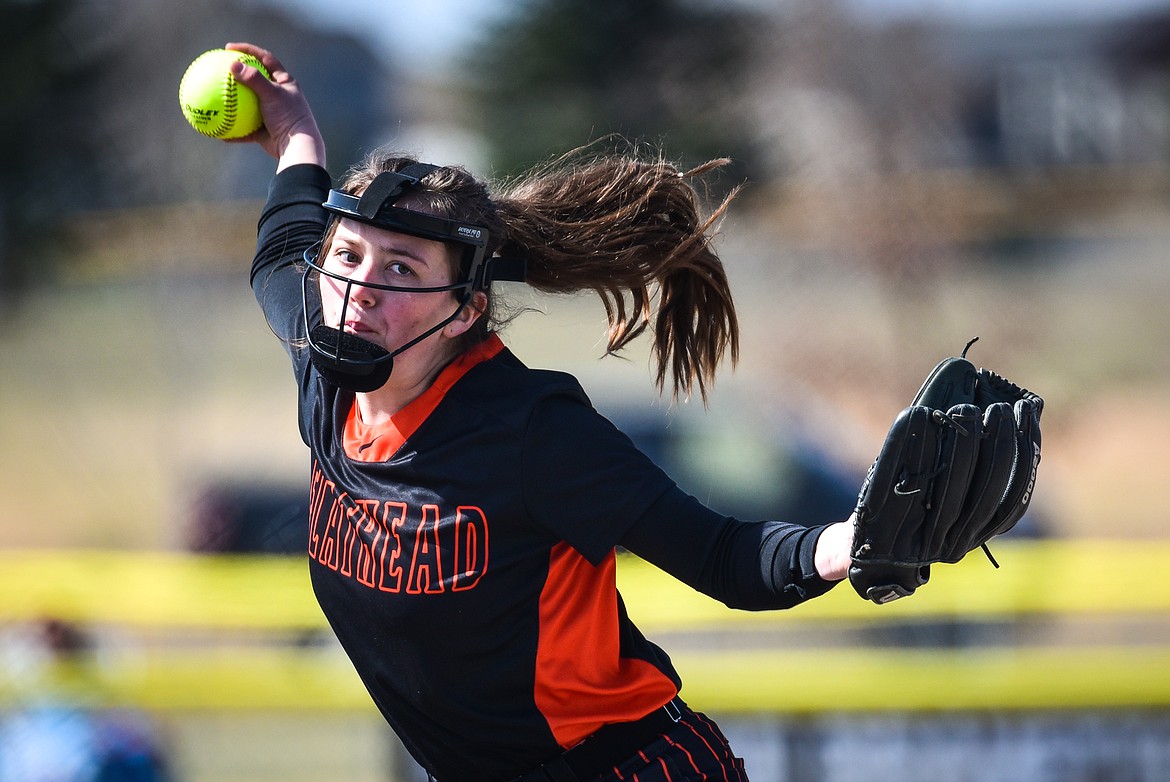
[601,705,750,782]
[427,704,751,782]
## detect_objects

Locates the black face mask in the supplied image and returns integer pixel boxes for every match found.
[302,163,524,393]
[301,241,475,392]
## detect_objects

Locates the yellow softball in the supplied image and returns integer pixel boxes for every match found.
[178,49,270,139]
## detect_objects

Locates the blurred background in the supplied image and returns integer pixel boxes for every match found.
[2,0,1169,779]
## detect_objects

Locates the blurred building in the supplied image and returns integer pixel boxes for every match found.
[941,14,1170,170]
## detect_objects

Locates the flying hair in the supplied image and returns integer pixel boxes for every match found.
[332,141,742,402]
[495,142,742,402]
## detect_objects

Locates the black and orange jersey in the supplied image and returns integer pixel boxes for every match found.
[252,164,837,782]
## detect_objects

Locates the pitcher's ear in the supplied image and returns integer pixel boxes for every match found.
[443,291,489,338]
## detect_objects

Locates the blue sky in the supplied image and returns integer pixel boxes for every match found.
[847,0,1168,19]
[254,0,505,70]
[259,0,1170,72]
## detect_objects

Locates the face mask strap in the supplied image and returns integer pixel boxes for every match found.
[324,166,514,293]
[355,164,440,219]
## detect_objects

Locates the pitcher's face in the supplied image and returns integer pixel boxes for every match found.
[318,217,462,359]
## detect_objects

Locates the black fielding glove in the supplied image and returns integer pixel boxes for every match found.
[849,338,1043,604]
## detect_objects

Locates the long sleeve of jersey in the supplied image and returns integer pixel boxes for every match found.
[620,488,840,610]
[251,163,332,345]
[250,164,333,444]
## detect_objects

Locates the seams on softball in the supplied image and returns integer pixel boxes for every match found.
[179,49,270,139]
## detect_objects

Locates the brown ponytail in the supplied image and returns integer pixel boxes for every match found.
[494,148,741,402]
[336,145,741,401]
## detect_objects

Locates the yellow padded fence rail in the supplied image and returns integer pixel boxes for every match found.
[0,541,1166,630]
[0,550,321,630]
[5,645,1169,714]
[1,542,1167,713]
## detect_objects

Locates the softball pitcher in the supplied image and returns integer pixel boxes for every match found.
[215,40,1039,782]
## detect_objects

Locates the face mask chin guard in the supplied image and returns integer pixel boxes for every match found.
[302,163,525,392]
